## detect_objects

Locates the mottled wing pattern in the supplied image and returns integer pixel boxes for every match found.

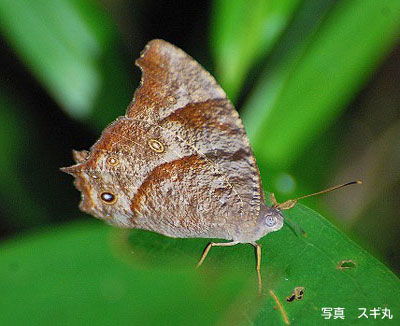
[62,40,264,241]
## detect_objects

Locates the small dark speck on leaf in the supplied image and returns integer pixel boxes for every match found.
[286,294,295,302]
[337,259,357,270]
[286,286,305,302]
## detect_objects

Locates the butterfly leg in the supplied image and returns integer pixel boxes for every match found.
[196,241,239,268]
[251,242,263,296]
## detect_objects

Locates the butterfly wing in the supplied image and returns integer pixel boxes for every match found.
[127,39,226,122]
[62,40,264,241]
[128,39,264,220]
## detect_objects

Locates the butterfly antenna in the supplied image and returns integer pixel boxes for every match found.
[272,180,362,210]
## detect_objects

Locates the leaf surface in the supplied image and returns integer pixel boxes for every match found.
[1,204,398,325]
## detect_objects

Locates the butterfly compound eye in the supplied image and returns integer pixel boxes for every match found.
[265,215,277,227]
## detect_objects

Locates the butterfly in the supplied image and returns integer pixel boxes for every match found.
[61,39,359,294]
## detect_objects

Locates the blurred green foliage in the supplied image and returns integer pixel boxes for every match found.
[0,0,399,325]
[2,206,399,325]
[242,0,400,167]
[211,0,302,100]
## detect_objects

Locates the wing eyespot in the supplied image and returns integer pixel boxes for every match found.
[148,139,165,153]
[100,192,117,205]
[106,156,119,167]
[166,95,177,104]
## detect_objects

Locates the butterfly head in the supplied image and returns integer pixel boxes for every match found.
[258,203,284,234]
[243,203,284,242]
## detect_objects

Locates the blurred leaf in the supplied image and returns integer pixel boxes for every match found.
[0,92,49,226]
[242,0,400,168]
[88,42,134,131]
[322,119,400,268]
[0,222,252,326]
[1,204,398,325]
[0,0,115,119]
[211,0,301,101]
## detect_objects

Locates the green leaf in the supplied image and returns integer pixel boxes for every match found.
[0,222,251,326]
[242,0,400,168]
[211,0,301,101]
[0,0,115,119]
[1,204,398,325]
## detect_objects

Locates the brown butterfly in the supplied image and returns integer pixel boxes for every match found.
[61,39,359,293]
